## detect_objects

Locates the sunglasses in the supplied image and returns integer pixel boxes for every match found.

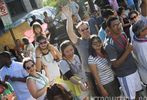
[81,27,89,32]
[26,63,34,70]
[39,41,47,45]
[130,15,137,20]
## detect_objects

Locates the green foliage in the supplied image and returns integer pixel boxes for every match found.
[43,0,68,12]
[43,0,57,7]
[43,0,68,7]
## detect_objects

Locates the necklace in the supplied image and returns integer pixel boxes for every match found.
[29,73,48,86]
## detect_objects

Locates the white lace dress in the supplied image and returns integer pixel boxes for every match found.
[27,72,49,100]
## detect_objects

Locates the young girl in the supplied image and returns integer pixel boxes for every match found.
[22,37,35,59]
[88,35,120,97]
[32,23,45,46]
[59,40,89,100]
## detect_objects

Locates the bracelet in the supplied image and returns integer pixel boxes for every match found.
[36,56,41,58]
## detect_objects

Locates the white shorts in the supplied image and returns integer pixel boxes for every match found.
[118,71,142,100]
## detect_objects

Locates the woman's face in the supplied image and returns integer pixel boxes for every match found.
[92,38,103,51]
[38,39,48,50]
[63,45,74,59]
[34,27,42,34]
[25,61,36,73]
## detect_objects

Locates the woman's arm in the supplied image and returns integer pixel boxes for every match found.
[89,64,109,96]
[27,78,47,99]
[49,44,62,60]
[35,47,42,72]
[42,64,50,81]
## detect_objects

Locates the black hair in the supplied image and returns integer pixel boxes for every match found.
[106,16,118,28]
[128,10,139,19]
[31,15,36,20]
[89,35,107,57]
[36,35,46,43]
[0,80,8,89]
[45,84,73,100]
[101,21,107,30]
[102,5,113,10]
[117,7,125,16]
[32,24,43,33]
[43,11,47,15]
[22,37,29,45]
[4,45,10,51]
[101,9,115,19]
[0,51,11,59]
[23,58,35,70]
[60,40,74,57]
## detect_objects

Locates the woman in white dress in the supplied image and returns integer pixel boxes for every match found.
[23,58,50,100]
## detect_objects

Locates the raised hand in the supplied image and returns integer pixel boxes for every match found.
[61,6,72,18]
[125,42,133,54]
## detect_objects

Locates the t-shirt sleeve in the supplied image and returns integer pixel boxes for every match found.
[74,55,81,63]
[105,44,117,61]
[59,60,71,75]
[88,56,97,64]
[0,68,6,81]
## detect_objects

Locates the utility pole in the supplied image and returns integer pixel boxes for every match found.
[9,28,17,46]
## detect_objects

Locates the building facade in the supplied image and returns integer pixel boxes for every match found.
[0,0,43,33]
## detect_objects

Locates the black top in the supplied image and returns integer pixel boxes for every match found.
[30,19,43,26]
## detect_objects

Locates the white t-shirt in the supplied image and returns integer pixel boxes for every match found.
[133,39,147,84]
[0,61,34,100]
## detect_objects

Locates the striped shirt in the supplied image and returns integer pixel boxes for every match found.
[88,55,114,85]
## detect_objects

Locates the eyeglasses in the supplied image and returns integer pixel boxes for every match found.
[26,63,34,70]
[39,41,47,45]
[81,27,89,32]
[130,15,137,20]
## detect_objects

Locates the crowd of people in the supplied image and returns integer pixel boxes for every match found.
[0,0,147,100]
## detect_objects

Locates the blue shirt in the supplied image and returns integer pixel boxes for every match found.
[98,27,106,42]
